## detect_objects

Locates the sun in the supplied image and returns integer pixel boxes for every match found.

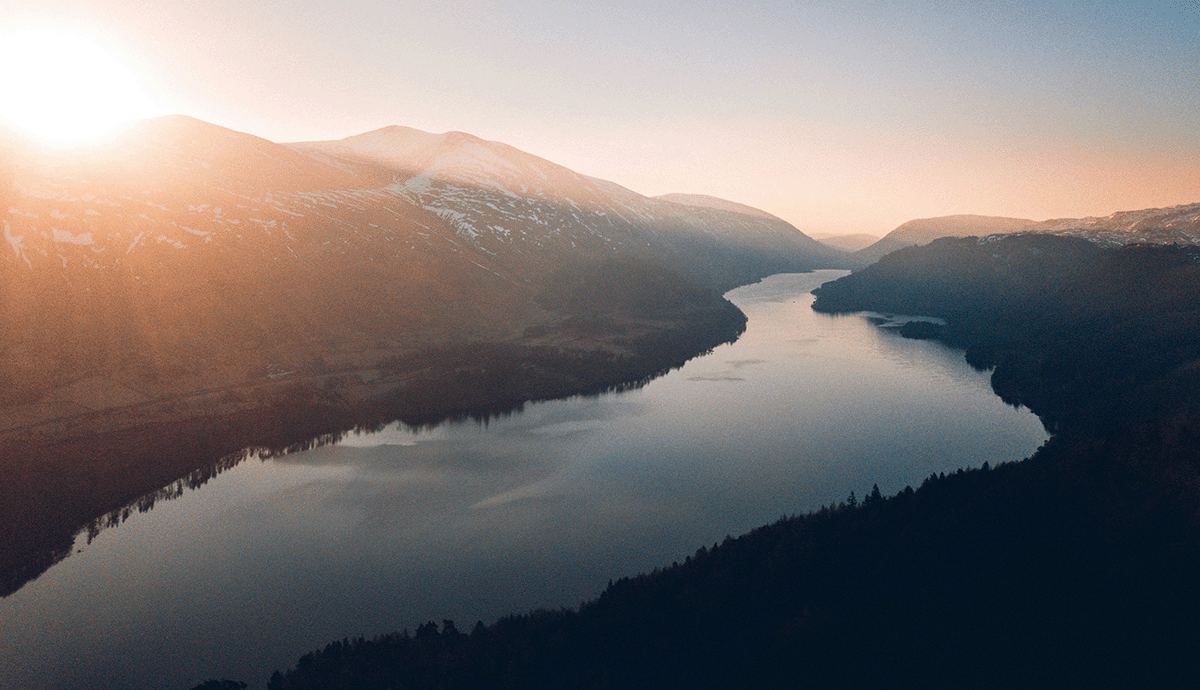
[0,30,164,143]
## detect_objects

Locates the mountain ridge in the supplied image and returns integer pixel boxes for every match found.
[852,204,1200,266]
[853,214,1036,265]
[1032,202,1200,245]
[654,193,783,221]
[3,115,837,401]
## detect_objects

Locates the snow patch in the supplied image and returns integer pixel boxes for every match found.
[405,175,435,195]
[52,229,94,245]
[4,222,31,267]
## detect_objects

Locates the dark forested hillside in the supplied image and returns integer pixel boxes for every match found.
[261,435,1200,690]
[813,234,1200,435]
[256,233,1200,690]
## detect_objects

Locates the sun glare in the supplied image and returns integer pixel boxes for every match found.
[0,30,163,143]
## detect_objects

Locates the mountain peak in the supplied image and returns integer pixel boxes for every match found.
[292,125,601,204]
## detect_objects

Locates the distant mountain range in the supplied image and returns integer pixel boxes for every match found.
[811,233,880,253]
[853,204,1200,266]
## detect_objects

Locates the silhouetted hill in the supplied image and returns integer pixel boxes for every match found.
[815,234,1200,435]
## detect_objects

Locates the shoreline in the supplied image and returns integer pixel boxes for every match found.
[0,301,747,598]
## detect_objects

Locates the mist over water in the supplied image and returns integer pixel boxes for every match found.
[0,271,1048,690]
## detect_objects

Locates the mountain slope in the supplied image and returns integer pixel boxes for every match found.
[3,118,841,408]
[654,192,788,221]
[290,127,844,291]
[1,117,528,408]
[1034,202,1200,245]
[851,203,1200,267]
[853,214,1035,265]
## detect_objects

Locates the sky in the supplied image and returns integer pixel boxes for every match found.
[1,0,1198,235]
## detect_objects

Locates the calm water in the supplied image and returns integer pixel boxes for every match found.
[0,271,1048,690]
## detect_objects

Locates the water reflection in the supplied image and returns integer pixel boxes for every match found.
[0,271,1048,690]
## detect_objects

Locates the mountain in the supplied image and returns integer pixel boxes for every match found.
[1,118,837,414]
[1034,202,1200,246]
[811,233,878,253]
[853,214,1035,265]
[2,116,512,408]
[654,193,786,221]
[851,203,1200,268]
[290,127,844,289]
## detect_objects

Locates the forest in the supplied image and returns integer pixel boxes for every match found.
[253,235,1200,689]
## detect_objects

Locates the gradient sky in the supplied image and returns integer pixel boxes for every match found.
[3,0,1198,234]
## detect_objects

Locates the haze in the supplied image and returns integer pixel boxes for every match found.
[3,0,1197,234]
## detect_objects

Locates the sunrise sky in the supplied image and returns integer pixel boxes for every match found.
[2,0,1197,234]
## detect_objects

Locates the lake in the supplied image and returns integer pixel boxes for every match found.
[0,271,1048,690]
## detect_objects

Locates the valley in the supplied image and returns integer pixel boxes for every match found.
[262,235,1200,690]
[3,4,1198,689]
[0,271,1048,690]
[1,117,831,600]
[3,115,1199,690]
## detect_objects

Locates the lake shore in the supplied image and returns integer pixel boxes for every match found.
[0,301,746,598]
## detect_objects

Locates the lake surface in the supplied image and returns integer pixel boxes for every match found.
[0,271,1048,690]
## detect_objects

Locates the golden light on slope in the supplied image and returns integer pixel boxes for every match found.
[0,30,163,142]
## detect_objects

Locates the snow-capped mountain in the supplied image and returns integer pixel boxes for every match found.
[2,117,529,400]
[1,116,835,406]
[290,126,841,286]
